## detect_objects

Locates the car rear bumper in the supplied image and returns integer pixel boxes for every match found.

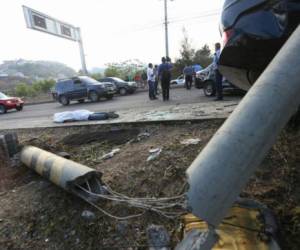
[220,32,285,72]
[99,89,116,97]
[220,1,300,89]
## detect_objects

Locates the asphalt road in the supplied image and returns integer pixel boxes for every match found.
[0,88,241,129]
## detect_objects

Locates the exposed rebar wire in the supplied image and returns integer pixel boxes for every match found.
[74,182,186,220]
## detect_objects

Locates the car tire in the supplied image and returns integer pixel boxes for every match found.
[78,99,85,103]
[119,88,127,96]
[195,79,203,89]
[16,105,23,111]
[89,91,99,102]
[0,104,7,114]
[59,95,70,106]
[203,80,216,97]
[106,94,113,100]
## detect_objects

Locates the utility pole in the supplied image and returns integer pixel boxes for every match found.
[164,0,169,58]
[163,0,173,58]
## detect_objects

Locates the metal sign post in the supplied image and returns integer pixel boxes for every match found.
[22,5,88,74]
[76,28,88,74]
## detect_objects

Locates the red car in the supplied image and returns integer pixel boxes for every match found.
[0,92,24,114]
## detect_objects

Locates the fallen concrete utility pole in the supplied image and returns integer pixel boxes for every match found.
[187,26,300,227]
[20,145,104,199]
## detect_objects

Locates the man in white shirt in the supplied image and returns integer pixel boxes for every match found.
[147,63,157,100]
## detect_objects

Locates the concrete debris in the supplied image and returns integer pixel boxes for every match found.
[127,132,151,144]
[180,138,201,145]
[101,148,120,160]
[81,210,96,221]
[137,132,151,141]
[147,225,170,250]
[147,148,162,162]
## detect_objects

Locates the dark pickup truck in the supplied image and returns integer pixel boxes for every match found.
[52,76,116,106]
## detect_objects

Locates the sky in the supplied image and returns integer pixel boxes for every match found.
[0,0,224,71]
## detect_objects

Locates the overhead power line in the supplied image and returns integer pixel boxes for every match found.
[169,12,220,24]
[118,9,221,35]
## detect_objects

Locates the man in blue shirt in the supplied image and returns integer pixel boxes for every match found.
[213,43,223,101]
[183,65,194,90]
[158,57,172,101]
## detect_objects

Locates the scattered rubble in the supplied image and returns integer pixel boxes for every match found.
[101,148,120,160]
[180,138,201,145]
[81,210,96,221]
[147,148,162,162]
[147,225,170,250]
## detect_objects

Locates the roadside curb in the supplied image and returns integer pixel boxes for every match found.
[1,117,226,131]
[25,100,55,106]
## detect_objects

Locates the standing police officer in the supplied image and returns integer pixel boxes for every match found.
[213,43,223,101]
[158,57,172,101]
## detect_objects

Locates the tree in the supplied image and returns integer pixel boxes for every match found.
[104,59,146,80]
[173,28,196,76]
[179,28,195,65]
[193,44,213,68]
[172,29,214,77]
[90,73,103,80]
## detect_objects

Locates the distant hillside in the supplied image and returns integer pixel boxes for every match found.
[0,59,76,80]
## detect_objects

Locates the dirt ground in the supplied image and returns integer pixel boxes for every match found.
[0,120,299,249]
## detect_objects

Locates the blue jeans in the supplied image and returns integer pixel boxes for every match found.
[148,80,155,99]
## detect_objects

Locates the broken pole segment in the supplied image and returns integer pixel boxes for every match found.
[20,146,104,199]
[187,26,300,227]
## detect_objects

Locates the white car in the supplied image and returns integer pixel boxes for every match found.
[171,75,185,86]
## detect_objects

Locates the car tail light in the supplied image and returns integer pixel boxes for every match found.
[222,29,234,46]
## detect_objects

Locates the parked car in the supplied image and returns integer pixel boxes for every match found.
[171,75,185,86]
[196,64,242,97]
[219,0,300,90]
[52,76,116,106]
[98,77,137,95]
[0,92,24,114]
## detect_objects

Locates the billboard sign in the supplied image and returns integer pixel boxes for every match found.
[22,5,79,41]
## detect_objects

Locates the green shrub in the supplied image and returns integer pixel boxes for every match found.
[14,79,55,97]
[39,79,55,92]
[15,83,32,97]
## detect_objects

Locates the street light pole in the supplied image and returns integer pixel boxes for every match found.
[164,0,169,58]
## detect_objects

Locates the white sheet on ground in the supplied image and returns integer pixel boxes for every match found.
[53,110,93,123]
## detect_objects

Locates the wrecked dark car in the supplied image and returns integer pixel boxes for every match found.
[219,0,300,90]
